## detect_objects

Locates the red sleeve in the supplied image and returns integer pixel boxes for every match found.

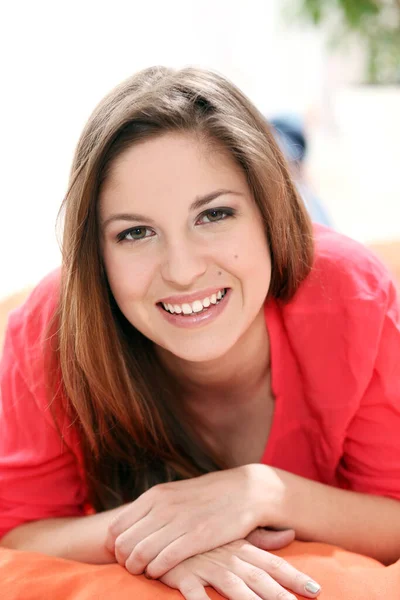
[337,279,400,499]
[0,277,87,539]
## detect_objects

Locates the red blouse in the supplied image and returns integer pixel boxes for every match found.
[1,225,400,539]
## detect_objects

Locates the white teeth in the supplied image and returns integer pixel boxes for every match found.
[161,289,227,314]
[182,303,192,315]
[192,300,203,313]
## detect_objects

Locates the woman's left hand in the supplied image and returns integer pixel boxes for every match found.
[158,536,319,600]
[105,464,282,578]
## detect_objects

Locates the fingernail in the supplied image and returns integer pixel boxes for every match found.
[305,580,321,594]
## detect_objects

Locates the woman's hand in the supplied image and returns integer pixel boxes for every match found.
[245,528,295,551]
[105,465,283,578]
[159,537,321,600]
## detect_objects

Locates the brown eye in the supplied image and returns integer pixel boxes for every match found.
[117,227,154,243]
[206,210,225,221]
[127,227,147,239]
[197,207,235,225]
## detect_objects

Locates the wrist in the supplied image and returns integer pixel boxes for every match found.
[243,463,287,528]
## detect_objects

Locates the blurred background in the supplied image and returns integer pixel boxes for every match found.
[1,0,399,303]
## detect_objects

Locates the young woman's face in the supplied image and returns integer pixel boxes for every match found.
[100,133,271,362]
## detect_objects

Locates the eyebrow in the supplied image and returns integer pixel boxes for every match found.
[101,189,243,229]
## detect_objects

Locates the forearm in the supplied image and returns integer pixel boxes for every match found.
[0,504,127,564]
[256,464,400,565]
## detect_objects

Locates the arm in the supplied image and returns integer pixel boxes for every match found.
[261,276,400,565]
[0,305,121,562]
[1,518,322,600]
[0,504,126,563]
[256,464,400,565]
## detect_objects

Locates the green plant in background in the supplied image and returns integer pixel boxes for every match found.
[286,0,400,84]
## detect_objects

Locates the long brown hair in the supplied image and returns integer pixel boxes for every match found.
[50,66,313,512]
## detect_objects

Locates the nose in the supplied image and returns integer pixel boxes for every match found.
[161,239,208,288]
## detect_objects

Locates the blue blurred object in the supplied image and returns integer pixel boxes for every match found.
[269,115,333,228]
[270,115,307,163]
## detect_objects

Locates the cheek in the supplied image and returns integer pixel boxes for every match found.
[102,248,156,304]
[232,233,272,300]
[225,225,271,275]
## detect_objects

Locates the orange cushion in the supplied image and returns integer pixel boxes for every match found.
[1,541,400,599]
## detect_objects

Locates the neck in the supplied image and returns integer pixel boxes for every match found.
[156,307,270,408]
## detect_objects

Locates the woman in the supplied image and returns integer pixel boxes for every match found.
[1,66,399,600]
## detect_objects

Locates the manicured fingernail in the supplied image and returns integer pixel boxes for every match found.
[305,580,321,594]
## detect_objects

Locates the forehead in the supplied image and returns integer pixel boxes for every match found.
[99,132,249,213]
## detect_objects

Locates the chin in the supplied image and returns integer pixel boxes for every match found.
[163,337,236,364]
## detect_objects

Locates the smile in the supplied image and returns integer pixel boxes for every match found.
[159,288,227,315]
[157,288,231,328]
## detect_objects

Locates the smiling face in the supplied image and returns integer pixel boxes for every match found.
[99,132,271,363]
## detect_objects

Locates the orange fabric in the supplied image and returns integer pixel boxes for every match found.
[1,542,399,599]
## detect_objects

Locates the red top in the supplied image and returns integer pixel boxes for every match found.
[1,225,400,539]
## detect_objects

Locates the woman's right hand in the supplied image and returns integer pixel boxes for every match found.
[158,537,321,600]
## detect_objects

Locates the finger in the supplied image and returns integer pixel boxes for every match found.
[124,523,185,575]
[179,577,212,600]
[196,561,262,600]
[115,520,172,570]
[145,521,233,579]
[113,509,179,568]
[160,563,211,600]
[235,545,321,598]
[146,514,244,578]
[144,531,190,579]
[146,522,224,579]
[105,498,151,554]
[246,528,295,551]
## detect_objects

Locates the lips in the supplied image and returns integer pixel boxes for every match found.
[159,288,227,315]
[156,288,231,328]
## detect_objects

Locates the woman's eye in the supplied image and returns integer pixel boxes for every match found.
[117,227,154,243]
[197,208,234,225]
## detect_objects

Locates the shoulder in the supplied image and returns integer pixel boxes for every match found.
[283,225,398,352]
[278,226,399,401]
[273,227,400,438]
[3,269,61,415]
[6,268,61,356]
[0,268,82,448]
[294,224,395,312]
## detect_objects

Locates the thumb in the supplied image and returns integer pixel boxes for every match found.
[246,527,295,551]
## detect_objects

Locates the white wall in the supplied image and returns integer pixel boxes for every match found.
[2,0,398,299]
